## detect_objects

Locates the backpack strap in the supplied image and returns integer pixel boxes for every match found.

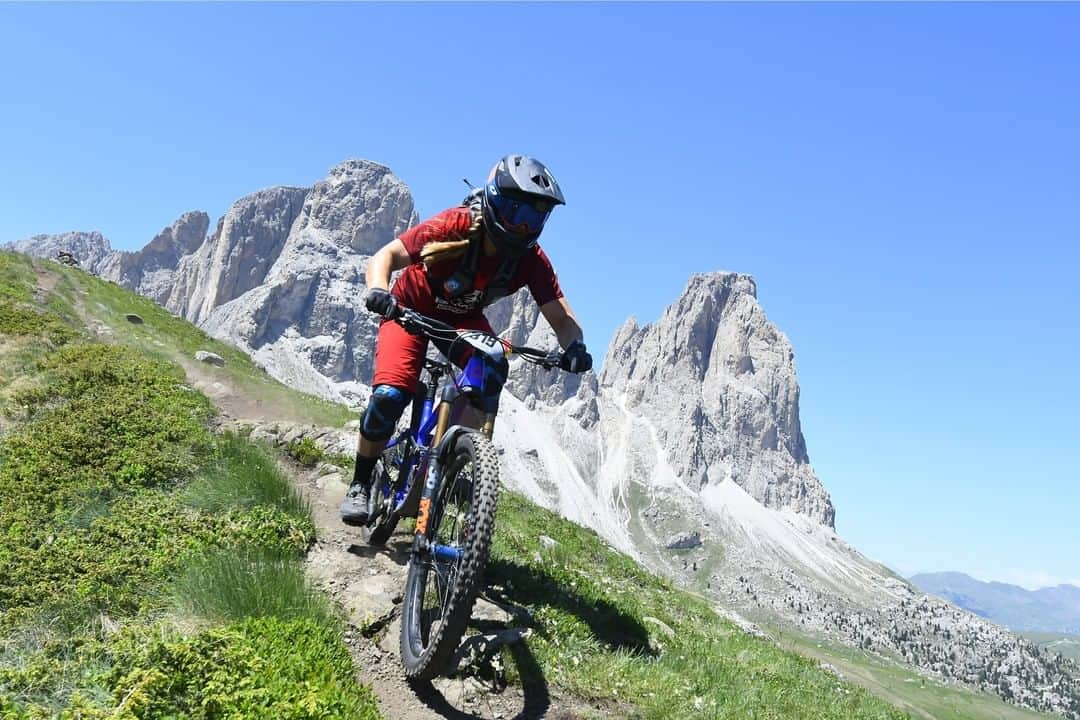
[442,233,482,298]
[441,190,519,304]
[483,256,517,304]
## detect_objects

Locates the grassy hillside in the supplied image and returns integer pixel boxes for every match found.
[1,252,922,719]
[488,492,908,719]
[53,258,353,427]
[0,252,377,719]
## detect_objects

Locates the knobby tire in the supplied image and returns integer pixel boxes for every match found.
[399,432,500,680]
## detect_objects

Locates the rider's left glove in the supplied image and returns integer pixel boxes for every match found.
[559,339,592,374]
[364,287,399,319]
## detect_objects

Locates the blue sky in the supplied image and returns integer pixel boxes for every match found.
[2,3,1077,589]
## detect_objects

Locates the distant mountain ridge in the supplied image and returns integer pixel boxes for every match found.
[911,571,1080,634]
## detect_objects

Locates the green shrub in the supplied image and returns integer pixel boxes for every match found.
[0,344,215,621]
[287,436,324,467]
[103,617,379,719]
[0,341,316,712]
[0,303,76,344]
[0,263,375,719]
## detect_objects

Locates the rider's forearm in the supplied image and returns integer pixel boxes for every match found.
[366,248,394,291]
[540,297,585,350]
[551,314,584,350]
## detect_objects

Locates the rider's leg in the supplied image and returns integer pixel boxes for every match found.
[340,384,413,525]
[341,318,427,525]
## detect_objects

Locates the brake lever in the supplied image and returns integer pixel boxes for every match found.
[397,310,426,336]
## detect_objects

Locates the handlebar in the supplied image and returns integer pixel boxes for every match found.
[391,306,564,371]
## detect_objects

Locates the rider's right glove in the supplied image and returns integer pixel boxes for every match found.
[559,339,593,374]
[364,287,398,319]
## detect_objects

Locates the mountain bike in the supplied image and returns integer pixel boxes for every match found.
[359,306,564,680]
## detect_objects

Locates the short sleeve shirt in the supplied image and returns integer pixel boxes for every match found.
[392,206,563,318]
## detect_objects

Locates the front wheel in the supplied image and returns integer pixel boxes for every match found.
[399,432,500,680]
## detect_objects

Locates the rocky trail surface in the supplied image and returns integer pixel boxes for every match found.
[173,358,595,719]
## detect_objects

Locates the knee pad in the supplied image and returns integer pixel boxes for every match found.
[360,385,412,441]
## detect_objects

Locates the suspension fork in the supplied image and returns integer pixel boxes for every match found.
[414,381,456,553]
[413,387,497,555]
[480,412,495,438]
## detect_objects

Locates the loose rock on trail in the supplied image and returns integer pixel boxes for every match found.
[210,418,590,720]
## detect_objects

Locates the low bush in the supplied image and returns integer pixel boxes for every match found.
[287,436,325,467]
[103,617,380,719]
[0,258,375,718]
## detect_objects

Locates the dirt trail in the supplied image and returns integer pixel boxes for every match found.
[297,462,558,720]
[51,259,587,719]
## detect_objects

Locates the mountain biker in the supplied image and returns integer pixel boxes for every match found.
[340,155,593,525]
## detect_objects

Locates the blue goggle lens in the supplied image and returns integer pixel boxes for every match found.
[489,192,552,235]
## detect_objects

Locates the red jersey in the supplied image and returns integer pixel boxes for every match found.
[391,207,563,318]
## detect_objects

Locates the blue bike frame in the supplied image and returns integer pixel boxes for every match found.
[381,386,437,515]
[372,315,545,564]
[379,349,489,521]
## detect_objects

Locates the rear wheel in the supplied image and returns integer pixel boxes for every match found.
[399,432,500,680]
[362,440,410,546]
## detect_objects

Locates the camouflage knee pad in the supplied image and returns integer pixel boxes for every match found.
[359,385,412,442]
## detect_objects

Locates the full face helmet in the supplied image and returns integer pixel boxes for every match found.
[482,155,566,257]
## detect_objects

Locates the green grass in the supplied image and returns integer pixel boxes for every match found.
[0,251,37,302]
[0,254,80,420]
[185,432,310,519]
[488,491,909,719]
[172,546,335,628]
[56,260,354,427]
[0,254,379,719]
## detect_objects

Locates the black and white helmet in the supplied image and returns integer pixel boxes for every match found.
[482,155,565,257]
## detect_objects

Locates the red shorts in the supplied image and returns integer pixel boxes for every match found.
[371,279,493,394]
[372,313,493,394]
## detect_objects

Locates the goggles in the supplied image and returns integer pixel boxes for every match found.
[487,186,553,237]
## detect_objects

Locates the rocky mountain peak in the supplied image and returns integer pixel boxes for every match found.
[95,211,211,303]
[199,161,419,405]
[601,271,833,526]
[147,210,209,257]
[169,186,309,324]
[292,159,416,255]
[6,230,113,273]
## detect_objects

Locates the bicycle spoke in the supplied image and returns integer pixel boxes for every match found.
[400,432,499,680]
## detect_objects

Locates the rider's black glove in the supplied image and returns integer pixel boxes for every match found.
[364,287,398,319]
[559,339,592,374]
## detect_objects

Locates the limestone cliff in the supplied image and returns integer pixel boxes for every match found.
[599,272,835,527]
